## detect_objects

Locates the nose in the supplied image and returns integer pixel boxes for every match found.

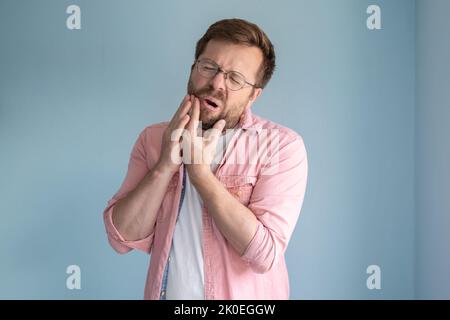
[209,70,227,92]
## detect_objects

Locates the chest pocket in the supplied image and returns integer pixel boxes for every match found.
[218,175,257,206]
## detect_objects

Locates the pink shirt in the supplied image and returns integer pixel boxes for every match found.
[103,107,308,300]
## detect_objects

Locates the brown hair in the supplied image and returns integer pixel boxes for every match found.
[194,18,276,89]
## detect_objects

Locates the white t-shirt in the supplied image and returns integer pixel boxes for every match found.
[165,129,236,300]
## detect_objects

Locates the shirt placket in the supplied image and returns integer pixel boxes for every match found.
[202,129,243,300]
[159,165,186,300]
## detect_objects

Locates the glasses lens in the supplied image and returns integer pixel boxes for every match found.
[196,60,246,91]
[198,60,218,77]
[227,72,245,90]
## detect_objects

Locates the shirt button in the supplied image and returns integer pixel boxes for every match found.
[168,256,171,262]
[160,290,166,297]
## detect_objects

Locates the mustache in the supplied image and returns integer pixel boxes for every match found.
[194,87,226,102]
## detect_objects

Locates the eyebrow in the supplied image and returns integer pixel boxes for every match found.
[201,58,248,78]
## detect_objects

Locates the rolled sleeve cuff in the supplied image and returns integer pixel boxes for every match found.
[103,199,154,254]
[240,223,275,274]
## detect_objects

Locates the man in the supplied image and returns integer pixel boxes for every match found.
[103,18,308,300]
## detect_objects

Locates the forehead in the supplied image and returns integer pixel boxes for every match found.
[199,39,263,79]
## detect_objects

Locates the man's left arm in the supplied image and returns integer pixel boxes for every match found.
[189,134,308,274]
[185,98,308,273]
[188,169,260,256]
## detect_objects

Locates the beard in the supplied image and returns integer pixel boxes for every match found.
[187,76,249,131]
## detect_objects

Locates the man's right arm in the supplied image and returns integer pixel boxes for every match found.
[111,163,174,241]
[107,94,193,244]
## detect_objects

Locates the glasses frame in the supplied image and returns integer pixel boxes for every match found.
[195,58,258,91]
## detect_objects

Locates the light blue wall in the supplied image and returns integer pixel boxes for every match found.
[415,0,450,299]
[0,0,416,299]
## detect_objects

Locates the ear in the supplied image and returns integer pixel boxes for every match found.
[245,88,263,110]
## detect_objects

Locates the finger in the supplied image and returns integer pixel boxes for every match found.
[205,119,226,141]
[178,95,193,118]
[175,114,190,131]
[179,95,193,119]
[213,119,226,131]
[172,101,192,129]
[186,97,200,131]
[170,95,191,124]
[188,95,195,117]
[171,115,190,142]
[192,97,200,122]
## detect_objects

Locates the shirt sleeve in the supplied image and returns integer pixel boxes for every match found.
[241,134,308,273]
[103,128,155,255]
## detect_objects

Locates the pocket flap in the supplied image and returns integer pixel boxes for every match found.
[218,175,257,187]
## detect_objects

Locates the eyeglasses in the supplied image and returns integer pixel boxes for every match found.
[195,58,258,91]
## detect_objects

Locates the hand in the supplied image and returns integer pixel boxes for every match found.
[155,95,192,175]
[183,96,226,178]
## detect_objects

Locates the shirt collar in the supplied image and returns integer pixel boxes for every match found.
[237,107,263,134]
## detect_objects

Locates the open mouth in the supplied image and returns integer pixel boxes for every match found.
[204,98,218,108]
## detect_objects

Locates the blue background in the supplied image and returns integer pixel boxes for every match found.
[0,0,448,299]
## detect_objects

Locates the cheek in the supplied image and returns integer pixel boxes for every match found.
[226,93,245,109]
[191,73,209,89]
